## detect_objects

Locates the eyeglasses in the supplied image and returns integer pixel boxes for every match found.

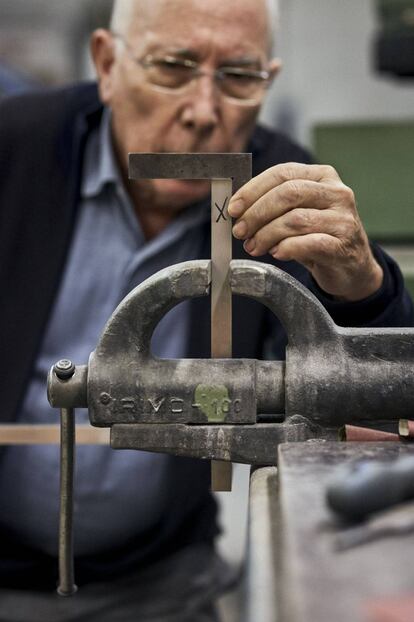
[112,33,273,105]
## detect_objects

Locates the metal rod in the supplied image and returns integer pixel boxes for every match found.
[211,178,233,491]
[57,407,77,596]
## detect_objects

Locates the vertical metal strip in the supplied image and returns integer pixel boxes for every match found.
[57,407,77,596]
[211,178,233,492]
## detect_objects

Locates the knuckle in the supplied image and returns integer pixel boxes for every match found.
[250,196,274,229]
[321,164,337,178]
[261,192,278,221]
[337,184,355,205]
[276,162,297,183]
[344,213,360,234]
[284,179,303,203]
[287,208,315,230]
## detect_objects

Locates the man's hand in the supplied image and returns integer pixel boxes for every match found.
[228,162,383,302]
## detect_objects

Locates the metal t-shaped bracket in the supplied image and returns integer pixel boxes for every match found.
[129,153,252,490]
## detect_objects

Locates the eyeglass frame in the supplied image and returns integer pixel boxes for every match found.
[111,31,274,106]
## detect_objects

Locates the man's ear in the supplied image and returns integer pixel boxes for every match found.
[268,57,283,80]
[90,29,117,103]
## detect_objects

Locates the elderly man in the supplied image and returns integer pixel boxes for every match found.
[0,0,412,620]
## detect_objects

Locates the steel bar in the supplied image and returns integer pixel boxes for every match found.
[57,408,77,596]
[128,153,252,193]
[211,178,233,491]
[0,424,109,445]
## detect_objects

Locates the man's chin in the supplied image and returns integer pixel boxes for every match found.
[153,178,210,209]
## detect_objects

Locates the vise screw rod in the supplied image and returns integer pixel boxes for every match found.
[57,407,77,596]
[53,360,77,596]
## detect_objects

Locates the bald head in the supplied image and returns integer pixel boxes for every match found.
[110,0,153,36]
[110,0,278,53]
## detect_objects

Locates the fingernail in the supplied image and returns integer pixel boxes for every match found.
[228,199,245,218]
[233,220,247,239]
[270,245,279,256]
[244,238,256,253]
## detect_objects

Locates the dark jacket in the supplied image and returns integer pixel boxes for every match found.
[0,83,412,588]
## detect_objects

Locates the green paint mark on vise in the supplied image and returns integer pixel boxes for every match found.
[194,384,231,422]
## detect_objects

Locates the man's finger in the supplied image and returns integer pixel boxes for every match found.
[270,232,342,264]
[232,179,342,241]
[228,162,341,218]
[243,208,352,257]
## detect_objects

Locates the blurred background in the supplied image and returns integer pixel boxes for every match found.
[1,0,414,617]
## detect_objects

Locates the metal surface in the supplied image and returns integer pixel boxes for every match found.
[211,177,234,358]
[230,260,414,425]
[57,407,77,597]
[270,442,414,622]
[47,364,87,409]
[78,262,285,428]
[128,152,252,193]
[244,467,278,622]
[211,178,234,491]
[54,359,76,380]
[110,417,330,464]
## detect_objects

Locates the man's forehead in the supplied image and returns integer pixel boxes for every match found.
[125,0,269,55]
[126,0,268,35]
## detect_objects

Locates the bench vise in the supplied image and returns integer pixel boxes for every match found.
[48,258,414,465]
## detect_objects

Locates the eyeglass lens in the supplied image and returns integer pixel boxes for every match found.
[144,58,268,101]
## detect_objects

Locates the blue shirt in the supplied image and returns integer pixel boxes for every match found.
[0,110,210,556]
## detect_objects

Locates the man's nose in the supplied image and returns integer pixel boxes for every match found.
[180,75,220,131]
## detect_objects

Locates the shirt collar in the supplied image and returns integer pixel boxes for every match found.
[81,107,121,198]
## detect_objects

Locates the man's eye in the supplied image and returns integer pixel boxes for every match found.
[146,58,194,87]
[154,59,192,72]
[223,71,259,82]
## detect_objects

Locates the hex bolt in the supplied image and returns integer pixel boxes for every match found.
[54,359,76,381]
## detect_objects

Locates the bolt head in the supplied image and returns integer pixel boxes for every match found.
[54,359,76,380]
[57,359,72,370]
[100,392,111,405]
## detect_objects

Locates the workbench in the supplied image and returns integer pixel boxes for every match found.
[245,441,414,622]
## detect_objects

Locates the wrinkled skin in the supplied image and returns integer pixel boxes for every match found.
[229,163,383,300]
